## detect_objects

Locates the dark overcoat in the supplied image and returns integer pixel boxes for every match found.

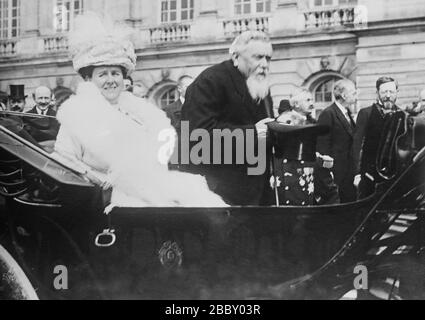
[316,103,356,203]
[352,103,390,198]
[181,60,273,205]
[163,99,183,132]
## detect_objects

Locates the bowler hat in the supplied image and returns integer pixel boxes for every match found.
[267,121,329,161]
[8,85,27,100]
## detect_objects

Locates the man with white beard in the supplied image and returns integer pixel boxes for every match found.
[181,31,275,205]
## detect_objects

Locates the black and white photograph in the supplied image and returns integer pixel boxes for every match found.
[0,0,425,304]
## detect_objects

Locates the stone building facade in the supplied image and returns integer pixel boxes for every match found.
[1,0,425,113]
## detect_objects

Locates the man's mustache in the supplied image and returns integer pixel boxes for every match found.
[382,100,395,110]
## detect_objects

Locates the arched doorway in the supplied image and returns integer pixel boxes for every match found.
[303,71,345,116]
[147,80,179,110]
[159,86,179,108]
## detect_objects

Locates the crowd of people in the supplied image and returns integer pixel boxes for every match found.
[1,12,424,209]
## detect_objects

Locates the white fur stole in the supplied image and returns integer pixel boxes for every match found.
[57,82,225,207]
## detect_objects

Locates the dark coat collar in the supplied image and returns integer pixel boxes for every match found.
[331,103,353,136]
[372,102,400,117]
[27,106,55,115]
[223,60,273,118]
[223,59,248,101]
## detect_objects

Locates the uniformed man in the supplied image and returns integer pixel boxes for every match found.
[270,89,326,206]
[269,88,338,206]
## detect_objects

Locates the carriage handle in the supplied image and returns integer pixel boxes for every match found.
[94,229,116,247]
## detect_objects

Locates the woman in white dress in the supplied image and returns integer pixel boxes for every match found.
[54,13,225,207]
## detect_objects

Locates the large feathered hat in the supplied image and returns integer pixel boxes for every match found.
[69,12,137,75]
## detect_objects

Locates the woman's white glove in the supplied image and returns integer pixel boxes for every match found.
[100,177,113,191]
[87,169,113,190]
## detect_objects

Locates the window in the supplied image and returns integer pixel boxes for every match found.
[161,0,194,23]
[314,0,333,6]
[0,0,20,39]
[313,0,357,7]
[54,0,84,32]
[235,0,250,15]
[160,87,178,108]
[181,0,194,21]
[338,0,357,5]
[314,78,336,103]
[234,0,271,15]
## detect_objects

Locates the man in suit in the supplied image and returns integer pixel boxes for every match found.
[0,85,40,145]
[181,31,274,205]
[24,86,59,143]
[164,75,193,132]
[352,76,400,199]
[316,79,357,203]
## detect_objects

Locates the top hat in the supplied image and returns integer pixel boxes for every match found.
[8,85,27,100]
[278,99,292,114]
[267,121,329,161]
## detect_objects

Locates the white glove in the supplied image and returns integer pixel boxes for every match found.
[353,174,361,187]
[255,118,274,139]
[316,152,334,169]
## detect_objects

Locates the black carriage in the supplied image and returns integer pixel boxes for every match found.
[0,111,424,300]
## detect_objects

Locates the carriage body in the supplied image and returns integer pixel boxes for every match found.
[0,112,424,300]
